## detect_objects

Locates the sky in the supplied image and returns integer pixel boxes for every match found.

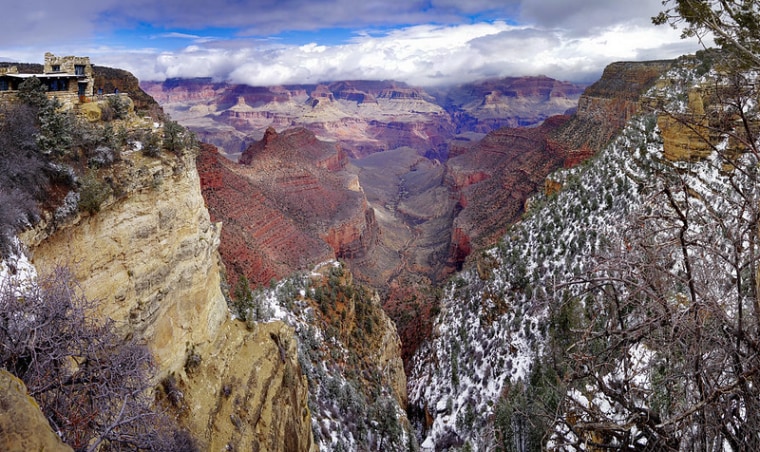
[0,0,707,87]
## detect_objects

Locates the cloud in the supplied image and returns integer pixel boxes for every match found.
[96,20,698,86]
[0,0,705,86]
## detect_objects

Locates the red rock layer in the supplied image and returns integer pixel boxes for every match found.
[440,61,673,272]
[198,127,379,288]
[198,143,333,287]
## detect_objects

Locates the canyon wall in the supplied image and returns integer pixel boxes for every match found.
[199,127,381,289]
[443,60,675,272]
[20,142,317,450]
[23,150,228,377]
[141,76,585,160]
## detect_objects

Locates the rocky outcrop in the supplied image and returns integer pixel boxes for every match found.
[171,320,316,452]
[22,150,228,379]
[550,60,673,159]
[92,66,163,116]
[0,370,73,452]
[199,128,380,288]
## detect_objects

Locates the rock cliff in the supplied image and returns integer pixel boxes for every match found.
[168,320,316,452]
[199,128,380,288]
[433,76,585,133]
[0,370,73,452]
[19,126,317,449]
[23,149,228,378]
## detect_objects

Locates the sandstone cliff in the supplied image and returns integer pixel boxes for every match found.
[19,121,317,449]
[168,320,316,451]
[0,370,73,452]
[23,149,228,377]
[549,60,674,163]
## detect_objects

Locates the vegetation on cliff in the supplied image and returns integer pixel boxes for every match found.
[0,71,204,450]
[0,263,195,450]
[410,3,760,448]
[233,261,412,451]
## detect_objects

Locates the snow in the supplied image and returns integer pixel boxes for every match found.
[406,56,745,449]
[0,245,37,294]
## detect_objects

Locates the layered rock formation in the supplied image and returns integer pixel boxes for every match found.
[142,77,585,161]
[549,60,674,162]
[444,115,571,269]
[142,79,455,159]
[198,127,380,288]
[0,370,73,452]
[433,76,585,133]
[23,149,228,377]
[443,61,674,272]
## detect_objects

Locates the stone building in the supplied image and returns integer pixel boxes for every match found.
[0,52,94,109]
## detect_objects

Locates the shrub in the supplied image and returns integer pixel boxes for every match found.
[0,266,195,450]
[77,170,112,214]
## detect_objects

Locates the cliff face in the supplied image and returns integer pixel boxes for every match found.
[19,140,317,449]
[23,150,228,377]
[550,60,673,159]
[172,320,316,452]
[0,370,73,452]
[199,128,380,288]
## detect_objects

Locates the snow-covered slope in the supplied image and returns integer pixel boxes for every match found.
[407,54,745,450]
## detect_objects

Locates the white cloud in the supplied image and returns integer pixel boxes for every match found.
[101,20,702,86]
[0,0,707,86]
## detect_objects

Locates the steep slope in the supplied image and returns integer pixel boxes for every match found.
[232,261,411,451]
[12,101,318,449]
[198,127,380,289]
[443,60,673,270]
[407,54,733,451]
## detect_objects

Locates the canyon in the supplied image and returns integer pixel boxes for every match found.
[153,65,671,367]
[2,59,677,450]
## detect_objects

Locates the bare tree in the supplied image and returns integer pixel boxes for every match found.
[0,265,194,451]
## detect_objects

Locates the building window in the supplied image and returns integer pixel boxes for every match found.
[0,79,7,91]
[52,65,60,72]
[75,65,85,75]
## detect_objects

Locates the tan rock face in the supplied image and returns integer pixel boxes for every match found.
[173,320,316,452]
[658,114,714,161]
[24,151,228,378]
[0,370,73,452]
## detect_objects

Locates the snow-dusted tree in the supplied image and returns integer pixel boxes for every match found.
[548,17,760,452]
[654,0,760,66]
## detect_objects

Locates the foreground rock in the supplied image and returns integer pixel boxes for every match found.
[0,370,73,452]
[168,321,316,451]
